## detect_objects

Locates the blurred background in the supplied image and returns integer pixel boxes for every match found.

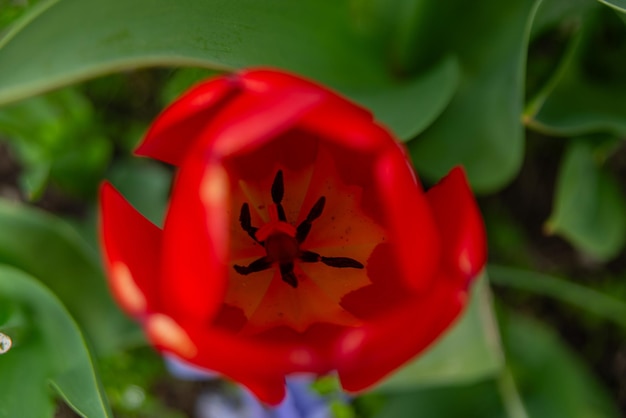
[0,0,625,417]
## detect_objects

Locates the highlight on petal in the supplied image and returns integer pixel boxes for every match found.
[136,76,241,166]
[426,167,487,283]
[99,182,162,316]
[160,159,230,324]
[110,262,147,316]
[146,314,198,358]
[207,87,324,158]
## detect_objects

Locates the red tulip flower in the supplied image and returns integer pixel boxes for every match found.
[100,68,486,404]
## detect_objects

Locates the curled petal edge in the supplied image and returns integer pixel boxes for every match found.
[135,76,241,166]
[374,148,442,292]
[159,159,230,324]
[426,166,487,285]
[99,182,162,316]
[335,276,466,392]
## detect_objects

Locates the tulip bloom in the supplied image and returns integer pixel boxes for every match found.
[100,68,486,404]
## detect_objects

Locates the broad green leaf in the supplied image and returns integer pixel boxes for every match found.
[0,0,383,102]
[406,0,542,192]
[375,276,503,391]
[545,140,626,260]
[502,313,619,418]
[347,56,460,141]
[526,6,626,136]
[489,265,626,328]
[374,380,504,418]
[597,0,626,12]
[530,0,594,38]
[0,0,458,142]
[0,265,112,418]
[0,199,140,354]
[0,0,43,32]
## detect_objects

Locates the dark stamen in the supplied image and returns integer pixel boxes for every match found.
[234,256,272,275]
[271,170,284,203]
[271,170,287,221]
[321,256,364,269]
[235,171,363,286]
[299,250,321,263]
[296,196,326,243]
[280,262,298,288]
[239,203,260,243]
[300,251,363,269]
[307,196,326,221]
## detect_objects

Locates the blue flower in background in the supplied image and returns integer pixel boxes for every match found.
[197,377,332,418]
[166,355,335,418]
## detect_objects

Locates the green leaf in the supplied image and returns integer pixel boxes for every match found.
[545,140,626,260]
[526,7,626,136]
[489,265,626,329]
[0,0,391,104]
[597,0,626,13]
[502,312,619,418]
[0,199,141,354]
[530,0,594,38]
[375,276,503,392]
[374,380,504,418]
[0,0,459,141]
[0,265,112,418]
[346,56,460,141]
[406,0,542,192]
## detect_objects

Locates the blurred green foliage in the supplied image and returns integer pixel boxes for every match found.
[0,0,625,417]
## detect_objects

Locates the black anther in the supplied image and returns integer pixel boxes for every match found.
[299,251,363,269]
[271,170,287,221]
[320,256,364,269]
[279,262,298,288]
[299,250,321,263]
[271,170,284,204]
[307,196,326,222]
[234,256,272,275]
[296,196,326,243]
[239,203,260,243]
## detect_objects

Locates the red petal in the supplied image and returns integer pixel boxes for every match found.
[240,69,388,153]
[135,76,240,165]
[297,98,392,153]
[426,167,487,284]
[99,182,162,316]
[239,68,371,120]
[238,376,287,406]
[336,277,466,391]
[373,148,441,292]
[146,313,324,404]
[206,87,324,158]
[159,158,230,324]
